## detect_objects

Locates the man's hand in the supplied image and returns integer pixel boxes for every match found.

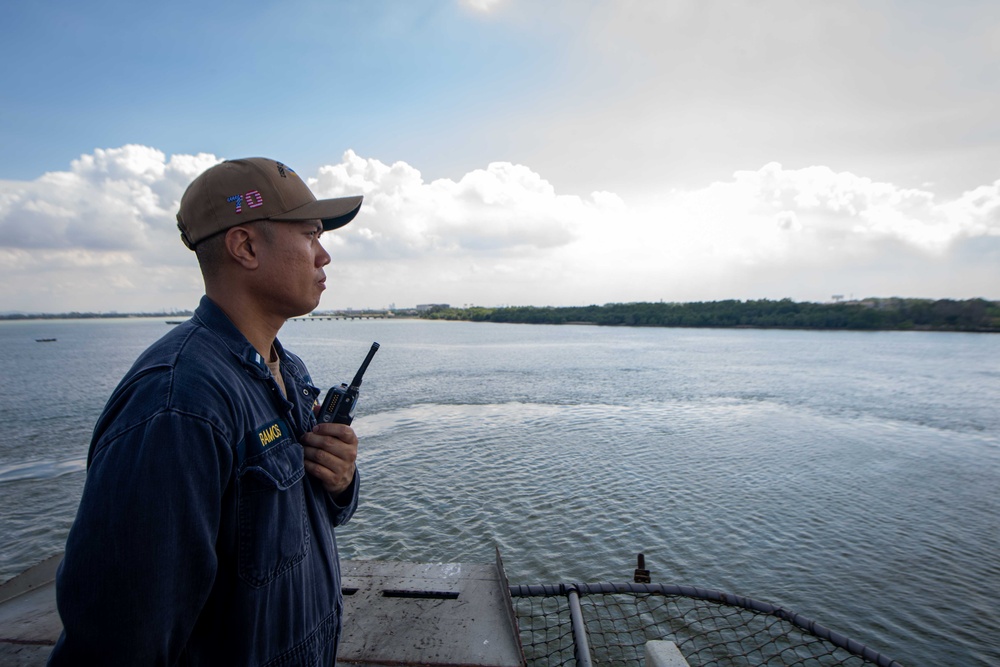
[301,423,357,495]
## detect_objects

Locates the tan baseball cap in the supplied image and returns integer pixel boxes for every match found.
[176,157,363,249]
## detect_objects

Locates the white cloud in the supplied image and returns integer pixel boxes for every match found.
[0,145,997,313]
[722,162,993,253]
[309,150,613,258]
[939,181,1000,238]
[461,0,504,13]
[0,145,219,251]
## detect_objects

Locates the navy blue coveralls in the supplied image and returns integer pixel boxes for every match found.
[50,296,359,666]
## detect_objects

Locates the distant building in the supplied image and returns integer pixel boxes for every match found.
[415,304,450,312]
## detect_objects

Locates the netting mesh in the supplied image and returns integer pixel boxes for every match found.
[511,585,901,667]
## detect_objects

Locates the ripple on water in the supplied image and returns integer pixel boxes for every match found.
[3,319,997,666]
[336,396,1000,666]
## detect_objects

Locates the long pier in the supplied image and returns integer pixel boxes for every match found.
[292,312,390,321]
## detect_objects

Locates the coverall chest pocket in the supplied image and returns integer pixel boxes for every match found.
[237,438,310,587]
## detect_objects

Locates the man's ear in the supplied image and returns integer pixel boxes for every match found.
[224,226,259,269]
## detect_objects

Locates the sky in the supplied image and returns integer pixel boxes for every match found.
[1,0,998,313]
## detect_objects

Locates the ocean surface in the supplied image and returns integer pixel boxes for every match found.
[1,317,997,665]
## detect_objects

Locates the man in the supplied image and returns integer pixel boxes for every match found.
[49,158,364,665]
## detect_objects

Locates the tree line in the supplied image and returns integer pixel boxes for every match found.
[419,298,1000,332]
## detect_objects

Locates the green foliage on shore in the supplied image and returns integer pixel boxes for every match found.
[419,298,1000,332]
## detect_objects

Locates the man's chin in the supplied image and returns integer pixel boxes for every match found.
[282,300,320,320]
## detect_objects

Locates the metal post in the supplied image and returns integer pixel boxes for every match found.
[567,586,593,667]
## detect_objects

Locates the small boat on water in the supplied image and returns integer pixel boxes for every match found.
[34,338,57,343]
[165,321,184,325]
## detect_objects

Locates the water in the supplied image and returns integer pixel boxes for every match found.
[1,317,998,666]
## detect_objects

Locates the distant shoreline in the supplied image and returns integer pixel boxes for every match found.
[416,298,1000,333]
[0,312,196,321]
[4,297,999,333]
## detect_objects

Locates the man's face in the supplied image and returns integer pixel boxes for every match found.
[253,220,332,319]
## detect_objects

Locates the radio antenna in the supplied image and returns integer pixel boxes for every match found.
[350,342,380,388]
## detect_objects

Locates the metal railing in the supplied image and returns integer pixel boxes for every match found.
[509,581,904,667]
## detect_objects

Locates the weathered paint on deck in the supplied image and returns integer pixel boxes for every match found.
[338,552,524,667]
[0,553,525,667]
[0,554,61,665]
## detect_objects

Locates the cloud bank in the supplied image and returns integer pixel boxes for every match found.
[0,145,997,313]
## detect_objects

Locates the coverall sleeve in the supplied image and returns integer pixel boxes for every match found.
[327,468,360,527]
[48,411,229,666]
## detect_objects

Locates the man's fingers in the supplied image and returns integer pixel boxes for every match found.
[301,426,358,495]
[303,448,355,495]
[311,422,358,445]
[304,458,334,483]
[304,444,355,468]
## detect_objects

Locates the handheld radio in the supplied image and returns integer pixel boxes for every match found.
[318,342,380,425]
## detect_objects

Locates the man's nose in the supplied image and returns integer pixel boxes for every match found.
[317,242,331,267]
